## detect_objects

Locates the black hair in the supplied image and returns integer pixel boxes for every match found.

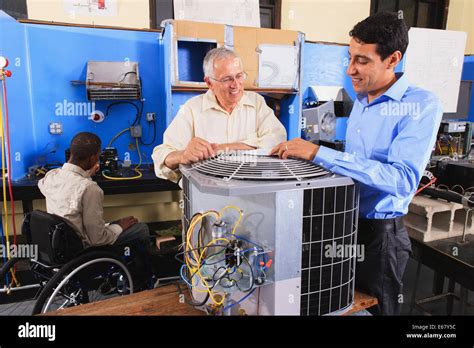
[69,132,101,162]
[349,11,409,60]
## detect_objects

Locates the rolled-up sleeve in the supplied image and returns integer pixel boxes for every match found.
[152,105,194,182]
[314,98,443,198]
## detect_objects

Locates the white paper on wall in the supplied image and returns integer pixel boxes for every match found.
[173,0,260,27]
[404,28,467,113]
[258,44,298,88]
[63,0,118,17]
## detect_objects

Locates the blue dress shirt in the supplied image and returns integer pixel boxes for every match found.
[314,73,443,219]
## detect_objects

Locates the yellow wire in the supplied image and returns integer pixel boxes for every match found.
[107,128,129,148]
[184,212,222,295]
[102,130,143,181]
[101,169,142,180]
[186,212,219,270]
[0,76,11,260]
[196,237,230,305]
[219,205,243,234]
[135,138,142,169]
[183,206,244,306]
[0,73,18,287]
[185,214,202,270]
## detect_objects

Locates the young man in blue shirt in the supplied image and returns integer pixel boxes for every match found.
[271,12,443,315]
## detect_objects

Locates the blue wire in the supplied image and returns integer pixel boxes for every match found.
[222,287,256,312]
[233,235,264,250]
[180,264,193,287]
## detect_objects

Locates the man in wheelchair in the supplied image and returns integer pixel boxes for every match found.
[38,132,155,288]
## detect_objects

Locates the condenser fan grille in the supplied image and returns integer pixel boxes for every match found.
[190,154,329,181]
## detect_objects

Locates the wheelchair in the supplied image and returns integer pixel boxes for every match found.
[0,210,153,315]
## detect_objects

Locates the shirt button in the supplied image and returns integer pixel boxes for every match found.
[364,107,369,112]
[352,151,357,155]
[357,129,361,133]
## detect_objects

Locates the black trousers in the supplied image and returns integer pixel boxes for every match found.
[355,217,412,315]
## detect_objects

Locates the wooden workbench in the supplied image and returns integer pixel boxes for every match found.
[43,284,377,316]
[43,284,203,316]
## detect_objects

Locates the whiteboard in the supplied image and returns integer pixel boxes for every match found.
[173,0,260,27]
[404,28,467,113]
[258,44,299,88]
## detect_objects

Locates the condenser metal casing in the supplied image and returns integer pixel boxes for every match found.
[180,155,360,315]
[86,61,141,100]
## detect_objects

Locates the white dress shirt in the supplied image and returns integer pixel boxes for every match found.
[38,163,123,247]
[152,90,287,182]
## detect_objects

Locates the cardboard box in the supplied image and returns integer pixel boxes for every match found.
[171,20,300,90]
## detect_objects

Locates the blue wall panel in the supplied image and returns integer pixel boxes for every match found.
[302,42,353,142]
[0,12,36,180]
[461,56,474,122]
[171,91,201,122]
[279,94,300,140]
[0,11,166,180]
[302,42,407,141]
[302,42,355,102]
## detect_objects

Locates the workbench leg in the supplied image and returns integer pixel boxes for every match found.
[446,278,455,315]
[410,260,422,315]
[22,200,33,216]
[460,287,468,315]
[432,272,445,295]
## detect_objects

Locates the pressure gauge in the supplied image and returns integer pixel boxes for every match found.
[0,57,8,69]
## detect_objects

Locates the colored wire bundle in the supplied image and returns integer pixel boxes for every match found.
[415,170,437,195]
[0,64,18,288]
[179,206,269,312]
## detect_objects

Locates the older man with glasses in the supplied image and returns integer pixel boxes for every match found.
[152,47,287,182]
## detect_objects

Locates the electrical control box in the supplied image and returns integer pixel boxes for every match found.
[130,125,142,138]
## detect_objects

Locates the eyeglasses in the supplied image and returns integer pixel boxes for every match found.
[208,72,248,85]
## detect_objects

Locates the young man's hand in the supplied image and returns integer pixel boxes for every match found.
[117,216,138,230]
[270,138,319,161]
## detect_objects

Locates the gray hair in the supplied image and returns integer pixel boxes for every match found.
[202,47,243,78]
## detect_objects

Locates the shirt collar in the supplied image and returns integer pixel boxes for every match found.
[383,72,409,102]
[202,89,256,113]
[357,72,409,105]
[62,163,91,179]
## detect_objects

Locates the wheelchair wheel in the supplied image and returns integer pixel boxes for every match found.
[32,251,133,314]
[0,258,54,315]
